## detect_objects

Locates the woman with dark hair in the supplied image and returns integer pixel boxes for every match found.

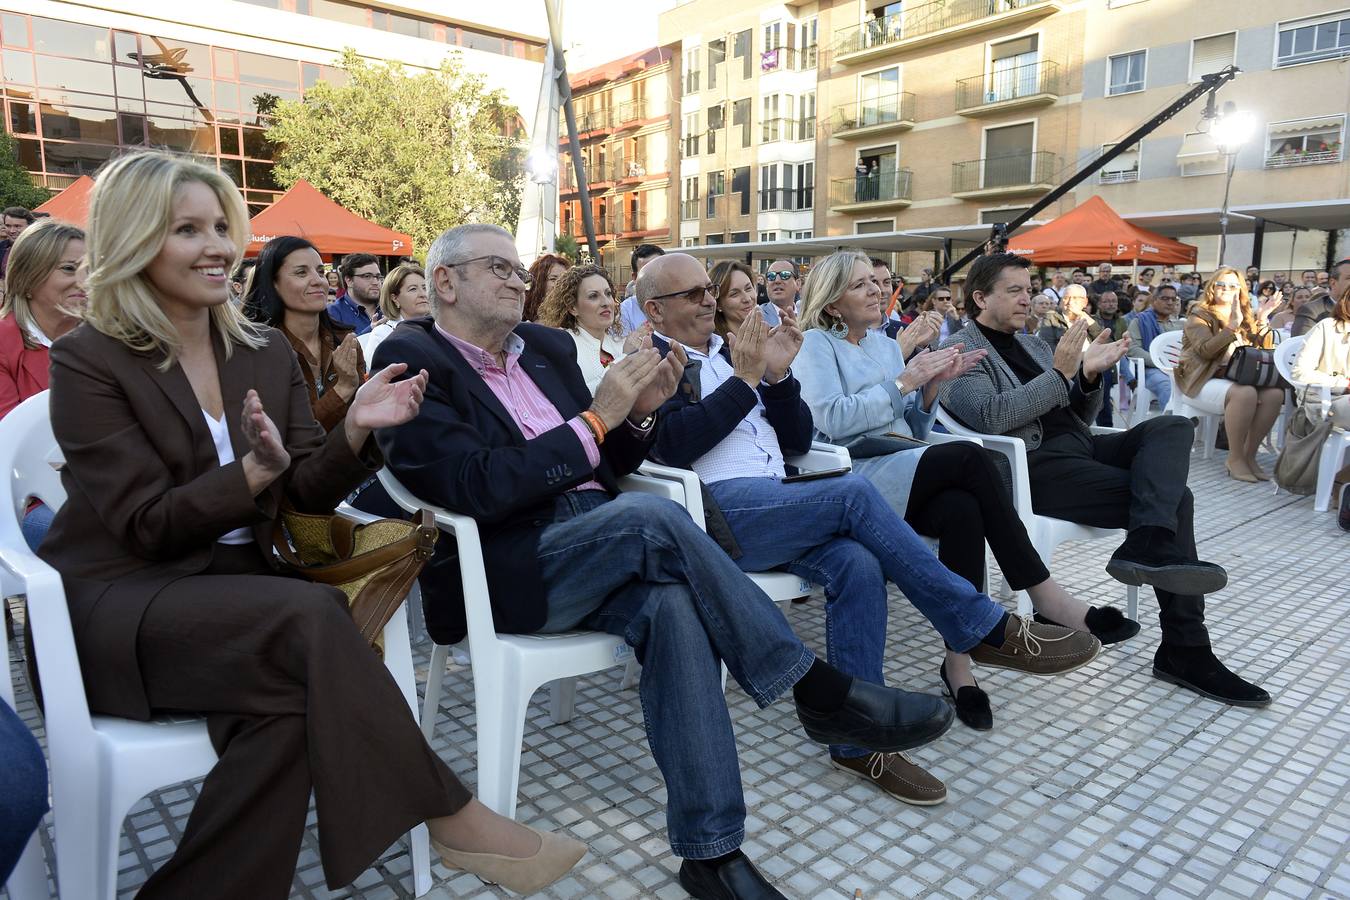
[534,263,625,393]
[522,252,569,322]
[244,236,364,432]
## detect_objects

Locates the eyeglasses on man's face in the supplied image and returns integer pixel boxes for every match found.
[764,271,796,282]
[651,283,719,303]
[448,255,533,286]
[351,270,383,282]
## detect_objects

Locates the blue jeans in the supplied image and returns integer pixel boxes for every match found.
[20,503,52,552]
[1143,366,1171,413]
[707,474,1008,759]
[0,699,47,884]
[535,491,813,859]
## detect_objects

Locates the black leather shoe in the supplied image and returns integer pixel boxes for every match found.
[679,854,786,900]
[1153,644,1271,708]
[795,678,953,752]
[939,661,992,731]
[1339,482,1350,533]
[1034,606,1141,646]
[1106,528,1228,595]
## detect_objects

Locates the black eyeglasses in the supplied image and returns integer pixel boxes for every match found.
[446,255,532,286]
[764,271,795,282]
[650,283,719,303]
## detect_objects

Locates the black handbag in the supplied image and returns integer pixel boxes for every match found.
[1223,346,1282,387]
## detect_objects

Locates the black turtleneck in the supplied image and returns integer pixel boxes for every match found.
[975,321,1088,448]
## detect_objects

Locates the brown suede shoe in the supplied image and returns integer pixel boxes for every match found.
[968,613,1100,676]
[830,752,947,805]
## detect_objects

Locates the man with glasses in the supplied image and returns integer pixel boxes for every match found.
[942,252,1270,709]
[374,225,956,900]
[638,251,1099,808]
[328,252,383,335]
[761,258,801,326]
[1292,258,1349,337]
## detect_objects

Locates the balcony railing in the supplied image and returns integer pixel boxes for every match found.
[951,150,1056,194]
[760,46,797,74]
[1264,148,1342,169]
[834,0,1055,58]
[1099,167,1139,184]
[564,215,619,238]
[681,198,700,220]
[615,99,648,127]
[615,158,648,180]
[831,93,916,135]
[618,210,648,233]
[955,60,1061,112]
[830,168,913,206]
[705,192,752,219]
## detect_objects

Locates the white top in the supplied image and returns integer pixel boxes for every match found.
[26,321,52,348]
[359,318,398,368]
[568,328,627,395]
[203,409,254,545]
[659,331,786,485]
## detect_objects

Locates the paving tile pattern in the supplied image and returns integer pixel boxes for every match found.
[5,449,1349,899]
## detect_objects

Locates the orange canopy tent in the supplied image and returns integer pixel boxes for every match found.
[34,176,94,228]
[1005,195,1197,266]
[247,180,412,257]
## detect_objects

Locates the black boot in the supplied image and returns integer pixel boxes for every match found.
[1106,526,1227,595]
[1153,644,1270,707]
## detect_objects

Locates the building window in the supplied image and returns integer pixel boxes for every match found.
[707,37,725,90]
[1265,116,1345,167]
[1189,32,1235,82]
[1276,13,1350,67]
[858,66,901,128]
[797,91,816,141]
[705,103,724,154]
[1099,142,1140,183]
[682,237,699,247]
[733,97,751,147]
[683,46,700,93]
[1107,50,1145,95]
[795,161,814,209]
[799,17,818,69]
[681,175,699,220]
[682,111,699,156]
[1177,130,1224,177]
[732,30,752,79]
[760,95,780,143]
[760,230,778,242]
[791,230,813,239]
[987,35,1039,103]
[731,231,750,243]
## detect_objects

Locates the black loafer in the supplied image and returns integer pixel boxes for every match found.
[1106,551,1228,596]
[1034,606,1141,646]
[939,661,992,731]
[1153,644,1271,708]
[795,678,953,753]
[679,855,786,900]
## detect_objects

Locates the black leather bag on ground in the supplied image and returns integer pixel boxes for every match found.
[1223,347,1282,388]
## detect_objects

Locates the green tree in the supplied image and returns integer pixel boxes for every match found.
[553,232,579,263]
[265,49,524,255]
[0,131,50,210]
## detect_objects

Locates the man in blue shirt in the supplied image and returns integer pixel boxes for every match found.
[327,252,382,335]
[617,243,666,334]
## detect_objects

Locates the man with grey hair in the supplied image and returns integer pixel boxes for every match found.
[374,224,955,900]
[760,258,800,325]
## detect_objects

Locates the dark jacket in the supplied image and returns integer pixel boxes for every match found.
[373,318,653,645]
[40,323,378,719]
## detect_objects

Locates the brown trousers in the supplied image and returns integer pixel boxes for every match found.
[123,544,470,899]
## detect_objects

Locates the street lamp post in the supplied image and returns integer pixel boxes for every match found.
[1210,102,1255,266]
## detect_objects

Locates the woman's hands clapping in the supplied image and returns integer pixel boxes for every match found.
[240,389,290,494]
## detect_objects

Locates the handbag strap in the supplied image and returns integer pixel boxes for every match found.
[273,508,437,582]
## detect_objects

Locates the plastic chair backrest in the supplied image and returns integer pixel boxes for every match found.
[1149,329,1184,373]
[1274,335,1306,388]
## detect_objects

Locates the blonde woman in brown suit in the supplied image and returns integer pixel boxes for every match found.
[37,151,584,899]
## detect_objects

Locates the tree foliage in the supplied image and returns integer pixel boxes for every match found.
[265,49,525,257]
[0,131,50,210]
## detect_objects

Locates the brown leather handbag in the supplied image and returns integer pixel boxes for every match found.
[273,506,438,653]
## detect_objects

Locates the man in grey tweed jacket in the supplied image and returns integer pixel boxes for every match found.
[939,252,1270,709]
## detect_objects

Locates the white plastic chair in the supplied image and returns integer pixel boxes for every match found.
[0,393,431,899]
[1149,329,1219,459]
[379,467,690,819]
[936,406,1139,621]
[1125,356,1153,426]
[1275,336,1350,511]
[2,604,47,900]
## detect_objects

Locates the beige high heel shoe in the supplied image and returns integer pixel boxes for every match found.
[431,825,586,894]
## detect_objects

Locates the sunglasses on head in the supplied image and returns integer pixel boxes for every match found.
[764,271,795,282]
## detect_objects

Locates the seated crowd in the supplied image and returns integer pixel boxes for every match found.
[1,151,1346,899]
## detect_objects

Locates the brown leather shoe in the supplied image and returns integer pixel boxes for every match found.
[830,752,947,806]
[968,613,1100,676]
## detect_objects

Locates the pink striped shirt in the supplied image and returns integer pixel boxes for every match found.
[437,324,606,493]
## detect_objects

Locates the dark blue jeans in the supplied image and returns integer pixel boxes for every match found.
[535,491,814,859]
[0,698,46,884]
[707,474,1008,759]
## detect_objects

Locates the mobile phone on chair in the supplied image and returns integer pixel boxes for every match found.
[781,466,851,484]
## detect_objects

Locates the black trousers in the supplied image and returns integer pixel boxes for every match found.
[904,442,1050,594]
[1026,416,1210,646]
[131,544,470,899]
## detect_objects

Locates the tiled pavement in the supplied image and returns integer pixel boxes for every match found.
[5,448,1349,899]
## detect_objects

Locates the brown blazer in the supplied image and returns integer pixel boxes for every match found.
[1174,306,1274,398]
[39,322,379,720]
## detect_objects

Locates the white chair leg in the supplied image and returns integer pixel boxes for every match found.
[619,657,641,690]
[548,677,578,724]
[5,831,47,900]
[1200,416,1218,460]
[995,573,1015,601]
[420,643,451,744]
[474,679,531,819]
[408,822,433,897]
[1126,585,1138,622]
[1314,440,1344,512]
[1014,590,1033,617]
[53,806,108,900]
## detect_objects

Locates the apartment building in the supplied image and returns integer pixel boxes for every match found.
[557,46,675,281]
[819,0,1085,273]
[658,0,824,251]
[1077,0,1350,271]
[0,0,545,213]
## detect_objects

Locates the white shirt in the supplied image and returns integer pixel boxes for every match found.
[660,331,786,484]
[359,318,398,368]
[568,327,626,395]
[26,321,52,348]
[202,410,254,545]
[619,295,647,334]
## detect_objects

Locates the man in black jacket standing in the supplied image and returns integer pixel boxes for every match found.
[374,224,955,900]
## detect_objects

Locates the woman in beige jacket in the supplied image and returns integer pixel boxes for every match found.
[1174,267,1283,482]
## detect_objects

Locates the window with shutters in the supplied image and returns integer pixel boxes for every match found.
[1264,116,1345,168]
[1099,143,1140,183]
[1276,12,1350,67]
[1107,50,1145,95]
[1177,131,1224,177]
[1189,32,1235,82]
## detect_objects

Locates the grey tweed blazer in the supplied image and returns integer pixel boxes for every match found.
[939,321,1103,451]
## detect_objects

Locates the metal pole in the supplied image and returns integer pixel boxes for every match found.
[1251,217,1265,270]
[1218,151,1237,265]
[543,0,599,261]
